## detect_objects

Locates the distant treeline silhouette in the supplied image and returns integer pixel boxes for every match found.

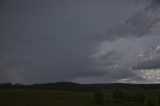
[1,82,160,91]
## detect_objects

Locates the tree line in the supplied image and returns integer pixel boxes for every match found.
[94,89,160,106]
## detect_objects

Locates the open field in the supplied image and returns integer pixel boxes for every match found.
[0,89,160,106]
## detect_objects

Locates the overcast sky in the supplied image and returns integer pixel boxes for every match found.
[1,0,160,84]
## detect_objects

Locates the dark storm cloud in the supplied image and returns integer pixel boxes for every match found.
[87,0,160,83]
[85,0,160,83]
[1,0,160,84]
[90,35,160,83]
[91,0,160,41]
[146,0,160,10]
[1,0,138,84]
[133,57,160,70]
[0,0,4,6]
[132,41,160,70]
[73,69,107,78]
[91,13,155,41]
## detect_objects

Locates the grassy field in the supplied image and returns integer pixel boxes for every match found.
[0,89,160,106]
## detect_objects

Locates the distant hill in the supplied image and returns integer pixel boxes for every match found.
[1,82,160,91]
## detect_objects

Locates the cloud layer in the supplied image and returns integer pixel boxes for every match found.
[1,0,160,84]
[78,0,160,83]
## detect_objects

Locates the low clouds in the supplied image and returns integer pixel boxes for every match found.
[133,48,160,70]
[134,58,160,70]
[0,57,31,83]
[84,35,160,83]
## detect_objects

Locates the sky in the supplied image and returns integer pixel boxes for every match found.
[1,0,160,84]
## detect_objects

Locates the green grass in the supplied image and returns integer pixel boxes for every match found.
[0,89,160,106]
[0,89,94,106]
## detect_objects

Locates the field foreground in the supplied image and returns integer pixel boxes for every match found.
[0,89,160,106]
